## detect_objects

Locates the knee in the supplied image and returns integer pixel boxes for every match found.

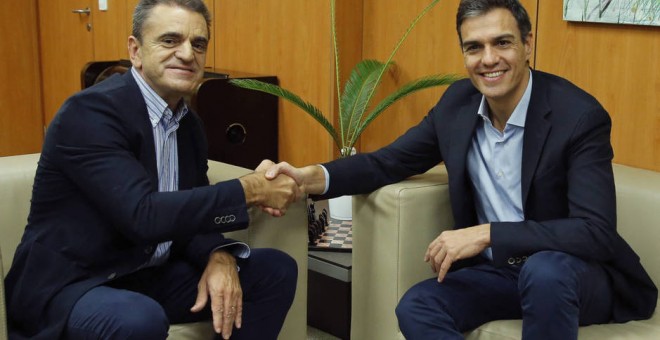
[260,248,298,293]
[519,251,579,294]
[106,297,169,339]
[396,284,433,326]
[270,249,298,280]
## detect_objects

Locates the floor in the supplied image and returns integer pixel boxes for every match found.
[307,326,341,340]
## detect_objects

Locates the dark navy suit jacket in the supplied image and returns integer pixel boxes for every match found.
[5,71,250,339]
[319,69,657,322]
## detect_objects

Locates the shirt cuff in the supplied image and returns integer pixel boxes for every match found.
[318,164,330,195]
[211,241,251,259]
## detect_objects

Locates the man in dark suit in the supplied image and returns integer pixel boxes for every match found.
[261,0,657,338]
[4,1,300,339]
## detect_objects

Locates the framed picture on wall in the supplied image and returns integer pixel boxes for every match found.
[563,0,660,26]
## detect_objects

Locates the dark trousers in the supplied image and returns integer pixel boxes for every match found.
[65,248,297,340]
[396,251,613,339]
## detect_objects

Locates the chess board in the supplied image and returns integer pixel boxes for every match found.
[309,218,352,252]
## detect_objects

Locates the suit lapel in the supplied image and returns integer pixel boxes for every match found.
[122,71,159,190]
[448,93,481,174]
[447,93,481,227]
[177,116,196,190]
[521,74,552,207]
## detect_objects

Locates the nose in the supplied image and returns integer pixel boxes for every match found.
[175,41,195,62]
[482,45,499,66]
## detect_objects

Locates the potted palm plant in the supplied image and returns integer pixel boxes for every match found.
[230,0,460,218]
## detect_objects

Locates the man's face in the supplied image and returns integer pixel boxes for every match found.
[128,4,208,108]
[460,8,533,110]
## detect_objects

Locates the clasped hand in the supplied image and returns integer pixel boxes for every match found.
[239,160,304,216]
[254,160,306,217]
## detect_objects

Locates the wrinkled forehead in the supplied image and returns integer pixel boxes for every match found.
[142,4,209,39]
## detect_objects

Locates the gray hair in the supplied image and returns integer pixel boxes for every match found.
[132,0,211,42]
[456,0,532,44]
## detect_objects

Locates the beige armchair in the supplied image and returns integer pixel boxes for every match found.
[0,153,308,340]
[351,164,660,339]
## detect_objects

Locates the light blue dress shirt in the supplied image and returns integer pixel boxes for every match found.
[467,70,533,260]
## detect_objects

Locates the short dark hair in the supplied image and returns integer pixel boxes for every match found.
[132,0,211,42]
[456,0,532,44]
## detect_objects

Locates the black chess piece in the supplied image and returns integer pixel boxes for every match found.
[308,225,317,245]
[307,201,316,224]
[311,220,321,236]
[320,209,329,226]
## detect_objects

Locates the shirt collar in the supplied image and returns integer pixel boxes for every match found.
[477,69,533,128]
[130,67,189,128]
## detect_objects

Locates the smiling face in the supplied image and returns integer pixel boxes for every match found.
[128,4,208,108]
[460,8,533,114]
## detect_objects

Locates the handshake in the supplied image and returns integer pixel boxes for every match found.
[238,160,326,217]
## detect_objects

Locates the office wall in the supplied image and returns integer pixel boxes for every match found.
[535,1,660,172]
[213,0,363,166]
[0,0,43,156]
[2,0,658,172]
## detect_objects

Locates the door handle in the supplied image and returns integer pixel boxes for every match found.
[72,8,91,15]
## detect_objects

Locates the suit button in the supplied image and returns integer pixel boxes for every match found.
[107,272,117,280]
[507,258,515,265]
[144,246,154,254]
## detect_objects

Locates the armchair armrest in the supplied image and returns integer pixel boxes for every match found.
[1,252,7,340]
[205,160,308,340]
[351,165,453,340]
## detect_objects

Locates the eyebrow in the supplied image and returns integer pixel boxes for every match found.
[462,33,516,48]
[157,31,209,44]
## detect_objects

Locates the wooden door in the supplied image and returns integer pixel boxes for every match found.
[92,0,130,61]
[0,0,44,156]
[38,0,95,126]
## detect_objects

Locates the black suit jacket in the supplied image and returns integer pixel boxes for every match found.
[320,70,657,322]
[5,71,251,339]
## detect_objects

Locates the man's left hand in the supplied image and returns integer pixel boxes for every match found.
[190,250,243,339]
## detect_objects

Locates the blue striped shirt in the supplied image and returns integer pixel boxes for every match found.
[130,68,250,268]
[131,67,187,266]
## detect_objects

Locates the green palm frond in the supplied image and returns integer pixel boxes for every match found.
[229,0,456,159]
[228,78,341,149]
[355,0,442,137]
[339,59,389,146]
[349,74,463,147]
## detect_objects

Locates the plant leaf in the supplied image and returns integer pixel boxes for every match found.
[349,74,462,146]
[355,0,442,141]
[340,59,388,146]
[229,78,341,150]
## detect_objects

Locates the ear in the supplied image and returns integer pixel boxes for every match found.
[523,32,534,61]
[128,36,142,69]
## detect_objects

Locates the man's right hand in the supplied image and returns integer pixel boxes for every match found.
[238,170,302,215]
[255,160,328,216]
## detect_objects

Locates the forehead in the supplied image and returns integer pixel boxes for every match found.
[460,8,520,42]
[142,4,208,38]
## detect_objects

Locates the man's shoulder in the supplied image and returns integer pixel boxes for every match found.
[532,69,600,105]
[78,71,137,100]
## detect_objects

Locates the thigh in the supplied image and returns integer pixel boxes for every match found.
[66,285,169,340]
[520,251,613,326]
[401,262,522,332]
[107,260,209,324]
